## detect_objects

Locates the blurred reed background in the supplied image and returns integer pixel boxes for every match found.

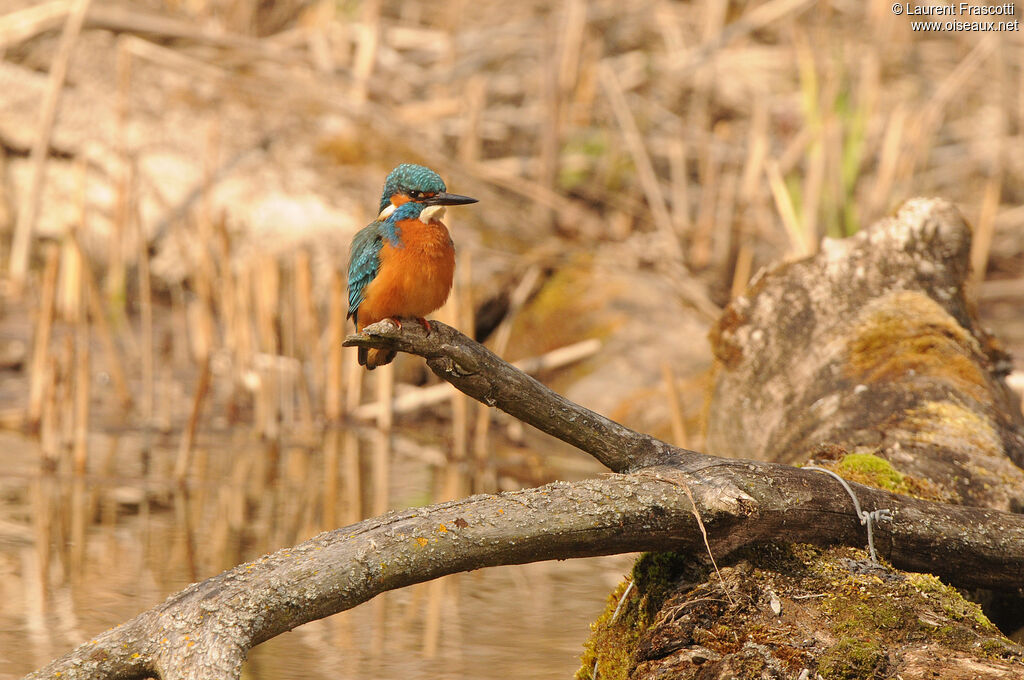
[0,0,1022,677]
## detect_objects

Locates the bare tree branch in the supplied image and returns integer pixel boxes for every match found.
[343,319,684,473]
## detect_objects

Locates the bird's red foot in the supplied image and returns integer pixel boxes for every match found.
[384,317,403,330]
[415,318,432,334]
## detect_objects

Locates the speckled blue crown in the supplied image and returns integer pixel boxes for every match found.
[378,163,448,212]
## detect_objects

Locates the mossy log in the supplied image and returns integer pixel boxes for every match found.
[28,198,1024,679]
[708,198,1024,511]
[584,198,1024,680]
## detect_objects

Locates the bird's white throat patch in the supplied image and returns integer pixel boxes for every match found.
[377,203,397,220]
[419,205,446,223]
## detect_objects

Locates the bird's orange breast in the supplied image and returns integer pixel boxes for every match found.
[356,218,455,329]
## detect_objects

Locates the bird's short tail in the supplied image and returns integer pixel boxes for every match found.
[359,346,397,370]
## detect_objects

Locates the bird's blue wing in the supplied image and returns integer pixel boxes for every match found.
[347,222,383,323]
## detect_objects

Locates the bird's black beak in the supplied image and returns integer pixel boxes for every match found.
[425,192,478,206]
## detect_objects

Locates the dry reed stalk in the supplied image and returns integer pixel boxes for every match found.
[558,0,586,96]
[121,34,227,82]
[135,167,155,462]
[29,477,54,596]
[107,37,134,313]
[68,477,87,581]
[730,243,754,300]
[457,76,486,163]
[173,298,214,480]
[903,37,996,187]
[232,262,254,380]
[279,271,297,433]
[322,428,340,529]
[774,122,811,175]
[325,270,345,420]
[293,250,319,427]
[970,174,1002,288]
[422,576,445,658]
[690,134,718,268]
[342,428,362,525]
[196,120,220,308]
[170,285,189,369]
[444,262,469,463]
[58,334,74,457]
[156,363,173,434]
[172,486,199,582]
[598,62,681,260]
[534,13,563,230]
[661,362,687,449]
[38,336,63,465]
[211,215,237,354]
[0,1,71,50]
[27,243,60,428]
[423,452,468,657]
[372,363,394,517]
[801,135,824,246]
[38,355,59,465]
[256,257,281,439]
[8,0,92,291]
[740,101,769,202]
[302,1,337,73]
[866,105,906,219]
[351,0,381,105]
[72,289,90,474]
[345,335,364,416]
[712,164,738,269]
[78,234,133,410]
[471,264,540,486]
[668,138,692,236]
[766,160,811,256]
[673,0,815,73]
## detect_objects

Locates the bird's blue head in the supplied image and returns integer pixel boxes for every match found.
[377,163,477,214]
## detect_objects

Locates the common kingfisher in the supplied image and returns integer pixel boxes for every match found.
[347,163,477,369]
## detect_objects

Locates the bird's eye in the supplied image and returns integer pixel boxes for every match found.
[408,190,423,199]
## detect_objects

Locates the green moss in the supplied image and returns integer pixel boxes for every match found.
[817,638,886,679]
[631,552,707,617]
[580,546,1018,679]
[576,553,707,680]
[907,574,998,632]
[576,578,642,680]
[834,453,904,492]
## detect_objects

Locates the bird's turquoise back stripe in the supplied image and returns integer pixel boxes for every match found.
[346,203,426,321]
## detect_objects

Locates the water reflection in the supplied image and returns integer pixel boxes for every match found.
[0,427,634,678]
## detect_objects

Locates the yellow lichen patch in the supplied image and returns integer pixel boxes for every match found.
[897,400,1002,459]
[844,292,989,400]
[415,537,428,547]
[438,524,448,533]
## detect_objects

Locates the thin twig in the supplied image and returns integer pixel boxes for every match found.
[9,0,92,290]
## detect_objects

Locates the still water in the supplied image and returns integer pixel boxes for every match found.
[0,426,634,679]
